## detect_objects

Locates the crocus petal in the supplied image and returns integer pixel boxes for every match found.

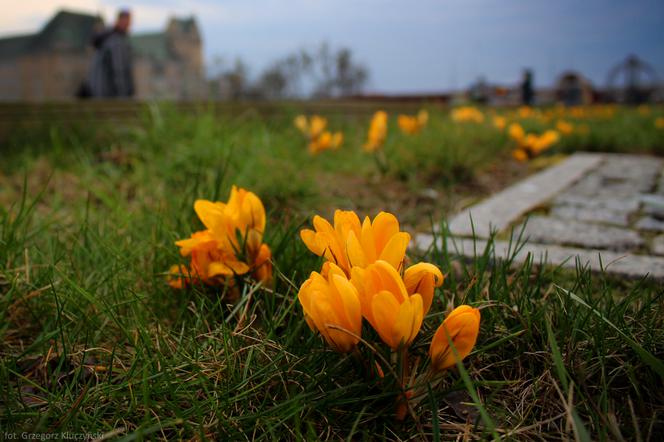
[241,191,266,233]
[393,294,423,348]
[371,290,401,349]
[194,200,226,232]
[334,210,361,243]
[371,260,409,303]
[300,229,324,255]
[371,212,400,252]
[404,263,444,315]
[312,215,335,236]
[297,265,362,353]
[360,217,377,262]
[175,231,214,256]
[346,230,367,268]
[253,244,272,283]
[208,260,250,277]
[429,305,481,371]
[350,266,373,322]
[378,232,410,270]
[331,274,362,336]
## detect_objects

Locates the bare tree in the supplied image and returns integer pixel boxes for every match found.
[210,43,369,100]
[208,57,250,100]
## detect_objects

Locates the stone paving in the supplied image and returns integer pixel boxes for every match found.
[415,153,664,280]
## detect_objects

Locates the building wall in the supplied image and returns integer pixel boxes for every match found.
[0,20,205,101]
[0,61,23,100]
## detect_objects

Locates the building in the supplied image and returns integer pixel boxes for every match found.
[0,10,205,101]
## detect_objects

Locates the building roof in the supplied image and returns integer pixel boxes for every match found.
[0,35,33,60]
[130,32,170,62]
[0,10,102,60]
[30,10,102,52]
[0,9,190,62]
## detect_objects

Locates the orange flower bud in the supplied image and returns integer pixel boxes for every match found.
[429,305,480,371]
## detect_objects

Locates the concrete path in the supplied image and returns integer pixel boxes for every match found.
[416,153,664,280]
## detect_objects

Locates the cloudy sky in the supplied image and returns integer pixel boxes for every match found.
[2,0,663,92]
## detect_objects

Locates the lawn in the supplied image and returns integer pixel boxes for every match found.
[1,102,663,440]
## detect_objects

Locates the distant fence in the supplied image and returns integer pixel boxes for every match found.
[0,99,449,142]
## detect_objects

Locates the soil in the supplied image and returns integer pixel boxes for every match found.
[314,155,530,233]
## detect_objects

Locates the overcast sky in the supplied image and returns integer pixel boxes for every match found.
[2,0,663,92]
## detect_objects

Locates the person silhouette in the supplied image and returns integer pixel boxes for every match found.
[87,10,135,98]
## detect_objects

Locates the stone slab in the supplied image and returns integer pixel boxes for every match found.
[640,194,664,219]
[518,216,644,251]
[550,205,630,226]
[652,235,664,256]
[635,216,664,233]
[414,234,664,281]
[561,155,662,197]
[448,153,605,238]
[553,194,640,213]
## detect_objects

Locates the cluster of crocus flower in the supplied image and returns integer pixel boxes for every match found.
[508,123,560,162]
[655,117,664,129]
[297,209,480,376]
[555,120,574,135]
[451,106,485,123]
[364,111,388,152]
[492,115,507,131]
[397,110,429,135]
[294,114,343,154]
[168,186,272,289]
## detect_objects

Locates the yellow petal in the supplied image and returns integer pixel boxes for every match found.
[331,274,362,336]
[334,210,361,242]
[408,294,424,344]
[208,259,250,277]
[378,232,410,270]
[241,191,266,233]
[429,305,481,371]
[294,115,308,133]
[372,212,399,252]
[300,229,324,255]
[371,260,409,303]
[360,216,377,263]
[313,215,336,237]
[350,266,373,322]
[194,200,226,232]
[346,230,367,268]
[175,231,214,256]
[393,294,423,348]
[404,263,444,314]
[371,290,401,349]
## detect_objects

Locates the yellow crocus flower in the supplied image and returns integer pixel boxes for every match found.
[397,115,420,135]
[309,115,328,139]
[493,116,507,130]
[298,262,362,353]
[417,109,429,125]
[508,123,525,143]
[517,106,534,119]
[429,305,480,371]
[512,148,528,162]
[402,262,444,316]
[556,120,574,135]
[530,130,560,154]
[351,261,424,350]
[364,111,388,152]
[309,130,343,154]
[300,210,410,276]
[451,106,484,123]
[171,186,272,286]
[294,115,309,134]
[655,117,664,129]
[397,109,429,135]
